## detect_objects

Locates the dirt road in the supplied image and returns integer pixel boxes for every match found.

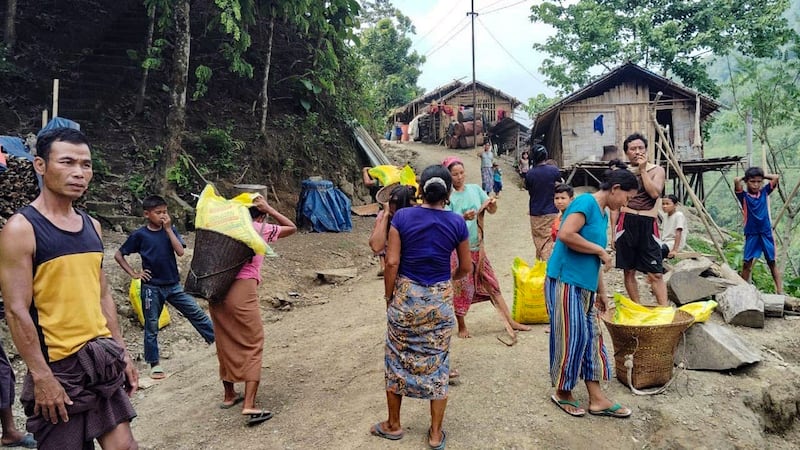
[111,142,799,449]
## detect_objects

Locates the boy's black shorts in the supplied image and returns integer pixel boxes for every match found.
[614,213,664,274]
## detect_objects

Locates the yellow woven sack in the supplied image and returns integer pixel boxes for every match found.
[511,257,549,324]
[678,300,717,323]
[129,279,171,329]
[368,165,402,186]
[612,293,676,325]
[194,184,267,255]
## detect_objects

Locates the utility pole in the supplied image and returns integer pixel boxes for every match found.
[745,110,753,168]
[468,0,478,148]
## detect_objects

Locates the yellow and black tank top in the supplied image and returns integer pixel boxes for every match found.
[19,206,111,362]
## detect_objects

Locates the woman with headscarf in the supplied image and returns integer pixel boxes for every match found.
[211,195,296,426]
[443,156,531,340]
[546,168,638,419]
[370,165,471,450]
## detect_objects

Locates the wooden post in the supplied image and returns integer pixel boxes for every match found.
[41,110,48,128]
[52,79,59,118]
[652,112,726,262]
[772,176,800,229]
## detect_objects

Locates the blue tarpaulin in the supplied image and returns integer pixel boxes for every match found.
[0,136,32,161]
[39,117,81,136]
[296,179,352,233]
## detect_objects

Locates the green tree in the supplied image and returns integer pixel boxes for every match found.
[357,17,424,128]
[529,0,795,96]
[723,45,800,278]
[522,93,560,117]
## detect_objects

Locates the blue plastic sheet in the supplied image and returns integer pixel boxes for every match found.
[0,136,31,161]
[296,179,352,233]
[39,117,81,136]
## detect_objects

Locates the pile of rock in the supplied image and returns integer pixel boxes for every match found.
[665,256,798,371]
[0,157,38,228]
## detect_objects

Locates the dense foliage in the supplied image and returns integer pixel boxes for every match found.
[529,0,796,96]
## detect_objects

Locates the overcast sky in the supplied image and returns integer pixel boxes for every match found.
[401,0,557,122]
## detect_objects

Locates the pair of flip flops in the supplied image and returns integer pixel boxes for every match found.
[550,395,631,418]
[2,433,37,448]
[246,410,274,426]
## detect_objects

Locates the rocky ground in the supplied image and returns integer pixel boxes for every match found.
[2,140,799,449]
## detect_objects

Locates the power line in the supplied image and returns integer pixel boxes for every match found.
[412,0,463,47]
[478,0,510,13]
[482,0,529,16]
[421,16,469,56]
[475,16,555,94]
[425,19,471,58]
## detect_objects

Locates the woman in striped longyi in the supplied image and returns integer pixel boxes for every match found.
[545,167,637,419]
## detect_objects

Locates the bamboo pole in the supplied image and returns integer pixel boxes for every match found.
[772,176,800,229]
[651,113,726,262]
[52,79,59,118]
[41,110,48,128]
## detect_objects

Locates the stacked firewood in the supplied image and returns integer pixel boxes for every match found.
[0,157,38,228]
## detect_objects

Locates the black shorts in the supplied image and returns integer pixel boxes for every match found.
[615,213,664,274]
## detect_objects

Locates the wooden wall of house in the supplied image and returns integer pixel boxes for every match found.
[433,89,516,144]
[557,82,704,167]
[669,105,701,160]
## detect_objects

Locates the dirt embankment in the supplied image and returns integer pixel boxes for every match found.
[4,141,800,449]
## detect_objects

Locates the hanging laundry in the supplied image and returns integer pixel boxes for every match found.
[593,114,604,135]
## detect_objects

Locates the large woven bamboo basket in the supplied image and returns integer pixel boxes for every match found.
[184,229,255,304]
[602,309,694,389]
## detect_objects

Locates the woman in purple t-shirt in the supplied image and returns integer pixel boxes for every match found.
[370,165,471,449]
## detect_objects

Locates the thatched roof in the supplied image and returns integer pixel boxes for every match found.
[533,62,722,136]
[393,79,522,117]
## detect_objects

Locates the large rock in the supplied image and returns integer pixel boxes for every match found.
[717,284,765,328]
[667,271,729,305]
[675,322,760,370]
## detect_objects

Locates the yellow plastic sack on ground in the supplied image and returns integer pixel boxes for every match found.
[129,279,171,329]
[612,293,676,325]
[368,165,402,186]
[511,257,549,324]
[194,184,267,255]
[678,300,717,323]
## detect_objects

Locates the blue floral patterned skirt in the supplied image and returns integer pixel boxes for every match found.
[385,276,455,400]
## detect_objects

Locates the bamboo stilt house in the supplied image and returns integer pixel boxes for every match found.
[531,62,722,168]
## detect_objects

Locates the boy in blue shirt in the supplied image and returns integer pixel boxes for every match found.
[734,167,783,294]
[115,195,215,379]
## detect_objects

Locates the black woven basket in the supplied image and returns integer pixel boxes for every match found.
[184,229,255,303]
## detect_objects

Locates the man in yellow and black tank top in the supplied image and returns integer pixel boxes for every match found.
[0,128,138,449]
[20,205,111,361]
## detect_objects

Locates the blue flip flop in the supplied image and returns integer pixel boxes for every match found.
[3,433,37,448]
[428,428,446,450]
[370,422,404,440]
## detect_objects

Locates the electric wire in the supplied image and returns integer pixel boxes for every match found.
[482,0,529,16]
[475,16,553,93]
[424,18,472,58]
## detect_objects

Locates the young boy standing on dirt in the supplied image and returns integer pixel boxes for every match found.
[115,195,215,379]
[734,167,783,294]
[492,162,503,197]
